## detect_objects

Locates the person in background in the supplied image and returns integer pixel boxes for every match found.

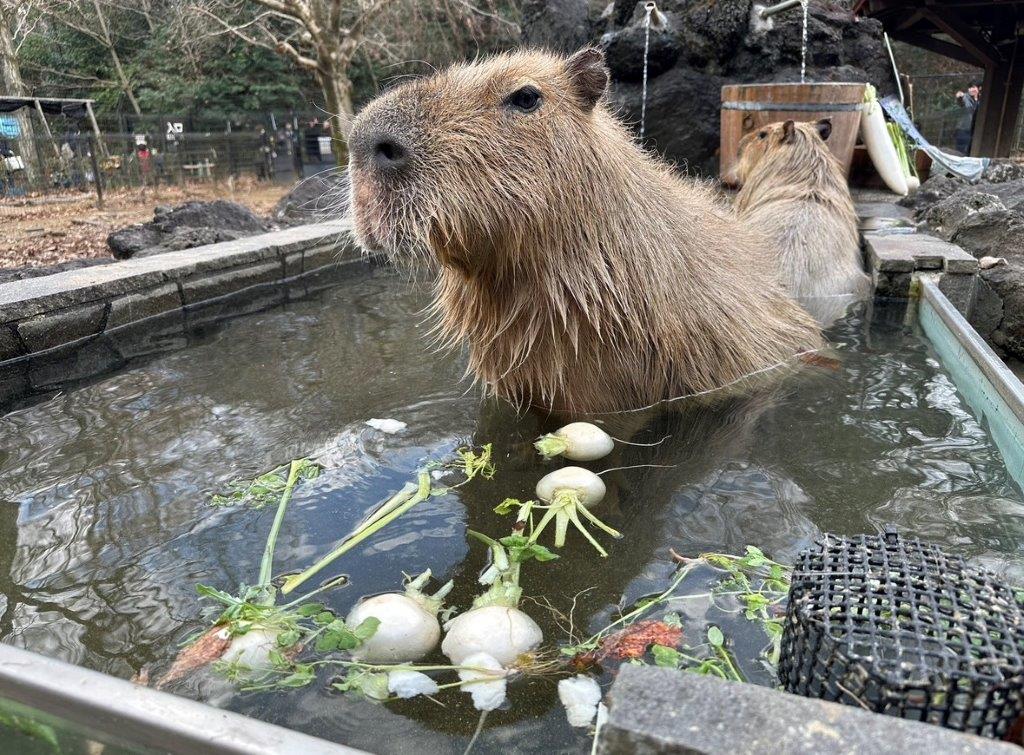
[955,84,981,154]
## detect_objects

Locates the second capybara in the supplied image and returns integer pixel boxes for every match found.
[733,119,870,324]
[346,48,822,413]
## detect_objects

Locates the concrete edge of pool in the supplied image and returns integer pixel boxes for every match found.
[4,202,1024,752]
[0,221,368,406]
[0,643,364,754]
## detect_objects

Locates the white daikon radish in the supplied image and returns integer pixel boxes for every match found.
[536,466,606,506]
[860,85,908,196]
[535,422,615,461]
[347,570,452,663]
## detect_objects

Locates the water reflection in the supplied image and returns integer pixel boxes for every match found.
[0,272,1022,753]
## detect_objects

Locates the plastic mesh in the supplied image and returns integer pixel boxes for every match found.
[778,530,1024,737]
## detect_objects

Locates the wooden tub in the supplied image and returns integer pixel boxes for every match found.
[720,82,866,183]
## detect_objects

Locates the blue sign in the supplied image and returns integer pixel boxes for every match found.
[0,116,21,139]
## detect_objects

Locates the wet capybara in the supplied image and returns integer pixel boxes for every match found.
[733,119,870,326]
[347,48,821,413]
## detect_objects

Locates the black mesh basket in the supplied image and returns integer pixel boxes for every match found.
[778,530,1024,737]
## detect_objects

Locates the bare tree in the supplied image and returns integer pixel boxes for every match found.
[36,0,143,114]
[0,0,40,173]
[199,0,393,164]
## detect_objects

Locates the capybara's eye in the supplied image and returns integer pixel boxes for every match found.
[758,131,767,140]
[507,86,542,113]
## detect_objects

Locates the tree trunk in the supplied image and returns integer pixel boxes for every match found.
[90,0,142,115]
[320,69,355,168]
[0,3,38,179]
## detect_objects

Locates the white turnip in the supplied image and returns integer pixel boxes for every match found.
[442,605,543,667]
[347,570,452,663]
[531,467,619,556]
[535,422,614,461]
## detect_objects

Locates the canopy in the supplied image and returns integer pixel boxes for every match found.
[0,97,92,119]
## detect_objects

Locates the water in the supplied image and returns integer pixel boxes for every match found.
[2,268,1024,753]
[640,3,654,140]
[800,0,809,83]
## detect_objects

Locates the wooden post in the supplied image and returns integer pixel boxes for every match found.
[89,135,104,208]
[84,101,107,158]
[33,98,60,160]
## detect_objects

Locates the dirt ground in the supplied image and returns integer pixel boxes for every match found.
[0,179,290,270]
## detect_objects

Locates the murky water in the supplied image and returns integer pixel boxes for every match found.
[2,267,1024,753]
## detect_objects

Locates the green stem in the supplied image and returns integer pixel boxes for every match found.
[585,562,697,647]
[258,460,303,589]
[282,472,432,595]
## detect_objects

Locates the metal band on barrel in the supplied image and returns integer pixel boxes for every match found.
[721,101,865,111]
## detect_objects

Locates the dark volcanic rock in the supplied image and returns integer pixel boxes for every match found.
[611,65,725,176]
[911,177,1024,362]
[604,26,680,82]
[525,0,895,174]
[273,171,350,226]
[521,0,592,53]
[919,190,1006,241]
[107,200,270,259]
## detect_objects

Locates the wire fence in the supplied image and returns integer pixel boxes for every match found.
[1,127,339,200]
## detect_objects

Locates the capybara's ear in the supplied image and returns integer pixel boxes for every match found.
[816,118,832,141]
[566,48,609,110]
[781,120,796,143]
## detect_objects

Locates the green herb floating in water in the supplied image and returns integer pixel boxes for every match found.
[210,458,321,509]
[158,458,379,688]
[282,444,495,595]
[564,547,791,681]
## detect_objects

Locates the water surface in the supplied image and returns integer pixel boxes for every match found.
[2,269,1023,753]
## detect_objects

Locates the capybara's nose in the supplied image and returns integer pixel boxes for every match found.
[370,135,410,173]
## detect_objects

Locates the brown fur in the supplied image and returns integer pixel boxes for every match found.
[733,119,870,325]
[347,49,822,413]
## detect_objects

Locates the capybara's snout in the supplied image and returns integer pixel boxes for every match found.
[349,122,413,178]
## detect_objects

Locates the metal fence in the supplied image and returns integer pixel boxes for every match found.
[1,128,338,200]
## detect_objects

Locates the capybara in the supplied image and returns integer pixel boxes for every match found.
[347,48,821,413]
[733,119,870,325]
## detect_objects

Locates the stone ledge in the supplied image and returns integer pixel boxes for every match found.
[0,222,355,363]
[0,221,351,322]
[598,666,1016,755]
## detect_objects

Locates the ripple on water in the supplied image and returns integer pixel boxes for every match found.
[1,281,1023,752]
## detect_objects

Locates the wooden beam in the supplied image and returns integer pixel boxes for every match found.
[895,31,983,65]
[920,6,1000,67]
[972,38,1024,157]
[894,9,925,32]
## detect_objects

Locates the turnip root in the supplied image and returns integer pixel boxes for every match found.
[347,570,452,663]
[558,675,602,727]
[221,626,281,670]
[387,670,440,699]
[535,422,614,461]
[530,467,620,556]
[442,605,543,667]
[457,652,509,711]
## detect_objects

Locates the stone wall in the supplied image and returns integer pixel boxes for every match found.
[523,0,895,176]
[0,222,360,405]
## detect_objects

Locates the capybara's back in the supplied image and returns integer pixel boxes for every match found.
[347,48,821,413]
[733,120,870,324]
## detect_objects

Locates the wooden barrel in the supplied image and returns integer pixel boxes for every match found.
[720,82,867,182]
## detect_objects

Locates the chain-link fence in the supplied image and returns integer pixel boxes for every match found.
[1,125,339,200]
